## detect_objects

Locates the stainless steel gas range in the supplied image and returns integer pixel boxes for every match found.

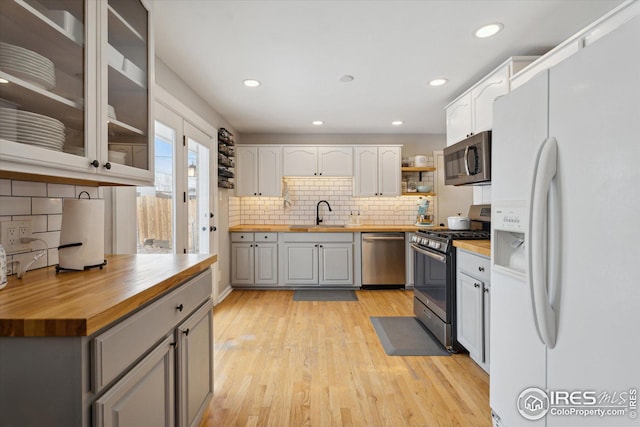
[410,205,491,352]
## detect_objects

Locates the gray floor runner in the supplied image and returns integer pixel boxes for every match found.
[293,290,358,301]
[370,316,451,356]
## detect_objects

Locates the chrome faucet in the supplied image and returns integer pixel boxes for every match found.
[316,200,332,225]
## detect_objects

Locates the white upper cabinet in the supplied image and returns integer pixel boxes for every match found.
[445,57,537,146]
[317,146,352,176]
[445,93,473,146]
[236,145,282,196]
[353,145,400,197]
[282,146,316,176]
[471,64,510,135]
[0,0,153,185]
[283,145,352,177]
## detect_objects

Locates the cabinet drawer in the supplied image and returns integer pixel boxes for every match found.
[457,249,490,283]
[255,232,277,242]
[231,232,254,242]
[92,269,211,392]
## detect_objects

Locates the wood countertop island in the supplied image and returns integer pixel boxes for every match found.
[0,253,217,337]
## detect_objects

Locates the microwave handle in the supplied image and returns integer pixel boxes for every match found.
[464,145,479,176]
[464,146,471,176]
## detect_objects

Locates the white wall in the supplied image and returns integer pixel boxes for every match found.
[155,58,238,303]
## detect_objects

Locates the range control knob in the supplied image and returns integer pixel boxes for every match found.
[434,242,441,249]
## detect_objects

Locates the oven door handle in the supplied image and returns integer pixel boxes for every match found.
[411,244,446,263]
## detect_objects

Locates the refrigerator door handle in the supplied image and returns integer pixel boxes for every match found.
[528,137,558,349]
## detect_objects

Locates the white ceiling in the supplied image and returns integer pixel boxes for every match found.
[153,0,623,135]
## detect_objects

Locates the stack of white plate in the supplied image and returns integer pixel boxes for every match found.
[0,42,56,90]
[0,106,65,151]
[107,104,117,121]
[108,150,127,165]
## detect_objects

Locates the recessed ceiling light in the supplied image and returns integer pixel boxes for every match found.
[392,120,404,126]
[312,120,324,126]
[338,75,354,83]
[243,79,261,87]
[0,78,9,84]
[475,23,504,38]
[429,78,448,87]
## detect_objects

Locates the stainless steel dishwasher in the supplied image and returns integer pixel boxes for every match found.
[361,233,406,288]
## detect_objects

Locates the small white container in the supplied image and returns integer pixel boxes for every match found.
[447,215,471,230]
[414,155,427,167]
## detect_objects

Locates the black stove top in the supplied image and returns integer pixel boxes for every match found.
[418,229,491,240]
[412,229,490,254]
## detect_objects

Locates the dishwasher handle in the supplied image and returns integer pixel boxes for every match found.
[362,236,405,241]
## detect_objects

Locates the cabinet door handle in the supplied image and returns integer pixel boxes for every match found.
[478,266,485,272]
[103,162,112,170]
[210,226,216,232]
[182,328,190,336]
[209,212,214,218]
[474,283,480,288]
[484,288,489,294]
[90,160,100,168]
[176,304,184,312]
[170,342,178,348]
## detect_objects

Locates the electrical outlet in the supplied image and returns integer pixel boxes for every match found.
[0,220,32,253]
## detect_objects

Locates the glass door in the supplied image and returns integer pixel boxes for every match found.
[136,102,178,254]
[185,122,213,254]
[137,104,215,255]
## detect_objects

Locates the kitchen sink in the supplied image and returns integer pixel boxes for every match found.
[289,224,346,229]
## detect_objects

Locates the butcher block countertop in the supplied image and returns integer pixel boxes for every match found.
[0,254,217,337]
[453,240,491,257]
[229,224,447,233]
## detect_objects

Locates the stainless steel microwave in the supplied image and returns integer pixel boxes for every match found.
[443,131,491,186]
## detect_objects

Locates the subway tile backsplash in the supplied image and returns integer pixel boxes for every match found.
[229,176,434,226]
[0,179,102,275]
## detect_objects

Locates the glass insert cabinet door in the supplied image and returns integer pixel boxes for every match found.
[103,0,151,175]
[0,0,89,168]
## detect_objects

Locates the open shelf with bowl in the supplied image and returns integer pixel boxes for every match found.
[401,166,436,196]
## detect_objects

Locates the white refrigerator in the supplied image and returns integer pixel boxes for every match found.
[490,15,640,427]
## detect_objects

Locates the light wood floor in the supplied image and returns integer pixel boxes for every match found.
[200,289,491,427]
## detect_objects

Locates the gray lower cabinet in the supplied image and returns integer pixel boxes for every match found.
[0,269,213,427]
[456,249,491,373]
[231,233,278,286]
[177,300,214,427]
[94,278,214,427]
[281,233,354,286]
[94,335,176,427]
